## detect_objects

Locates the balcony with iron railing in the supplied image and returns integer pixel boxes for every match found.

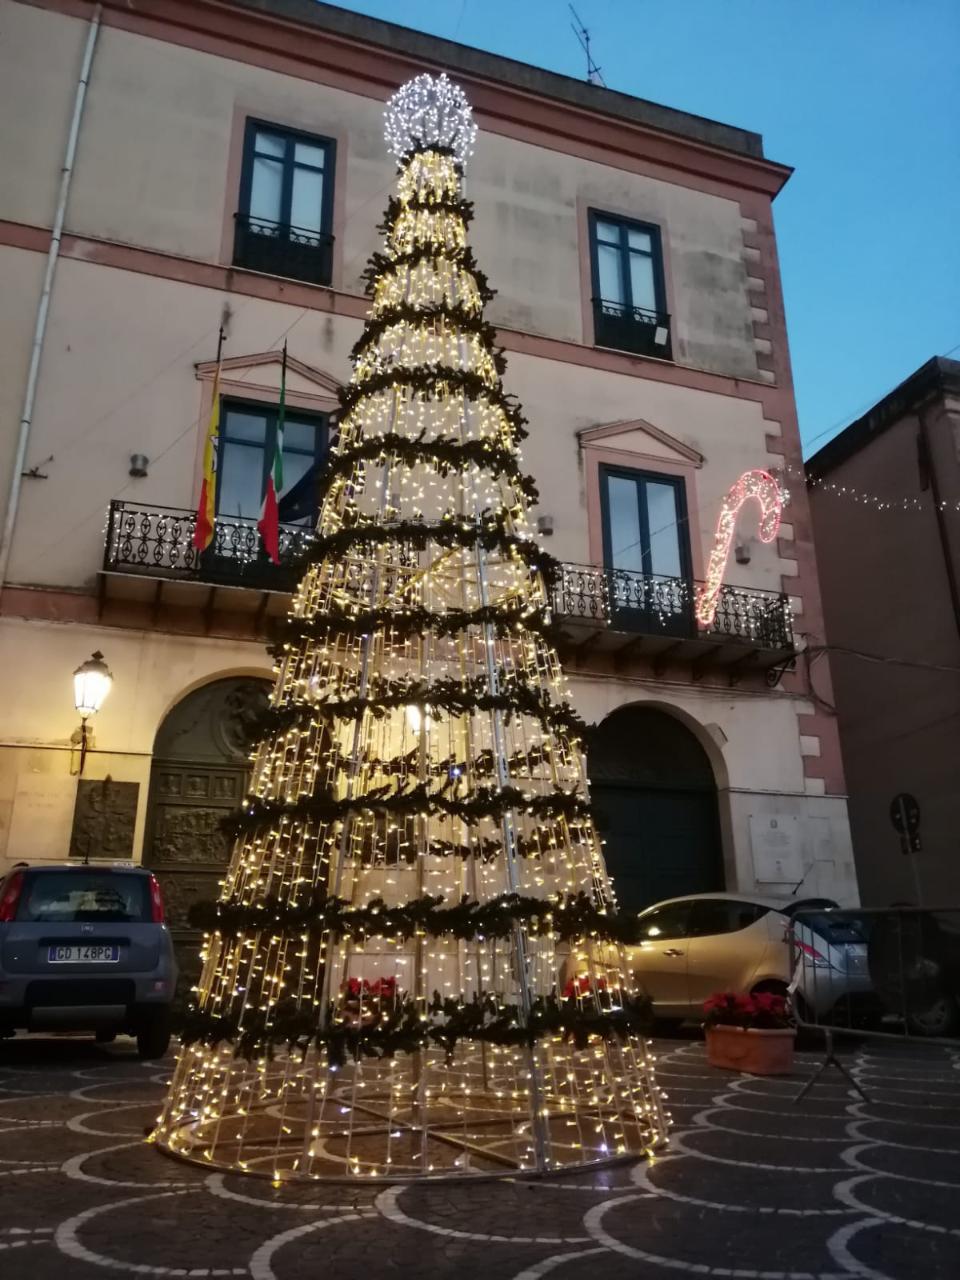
[592,298,672,360]
[99,503,793,670]
[551,562,794,677]
[233,213,334,285]
[99,500,315,626]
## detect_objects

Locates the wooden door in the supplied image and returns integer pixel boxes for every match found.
[143,678,269,991]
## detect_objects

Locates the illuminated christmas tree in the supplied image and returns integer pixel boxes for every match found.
[157,73,667,1180]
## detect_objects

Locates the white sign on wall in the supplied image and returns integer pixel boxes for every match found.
[5,774,77,866]
[750,814,803,885]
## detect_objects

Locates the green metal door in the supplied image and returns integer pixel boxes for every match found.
[589,707,724,913]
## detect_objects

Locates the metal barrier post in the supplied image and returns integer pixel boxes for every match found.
[787,905,960,1105]
[792,1027,870,1104]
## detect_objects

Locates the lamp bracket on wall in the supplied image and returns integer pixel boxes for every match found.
[22,455,54,480]
[70,719,94,776]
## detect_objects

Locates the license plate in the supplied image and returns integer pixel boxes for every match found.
[47,944,119,964]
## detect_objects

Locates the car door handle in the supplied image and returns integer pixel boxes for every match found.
[662,948,685,957]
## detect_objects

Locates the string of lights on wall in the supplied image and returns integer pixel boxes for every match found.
[785,460,960,514]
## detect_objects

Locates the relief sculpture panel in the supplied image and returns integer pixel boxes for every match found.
[145,678,271,989]
[69,778,139,861]
[151,802,232,868]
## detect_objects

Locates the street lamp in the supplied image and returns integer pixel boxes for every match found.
[71,650,113,774]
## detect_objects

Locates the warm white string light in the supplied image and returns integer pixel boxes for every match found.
[154,73,667,1184]
[384,71,478,167]
[790,461,960,513]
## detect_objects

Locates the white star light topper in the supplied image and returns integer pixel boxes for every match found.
[384,72,478,167]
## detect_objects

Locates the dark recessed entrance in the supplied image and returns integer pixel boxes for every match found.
[588,705,724,912]
[143,676,270,988]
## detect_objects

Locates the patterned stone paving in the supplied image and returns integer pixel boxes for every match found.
[1,1034,958,1278]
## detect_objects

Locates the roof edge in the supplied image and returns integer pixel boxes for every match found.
[806,356,960,477]
[228,0,770,163]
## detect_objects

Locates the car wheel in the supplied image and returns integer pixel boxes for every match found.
[95,1029,117,1044]
[751,980,813,1042]
[752,980,789,998]
[136,1011,172,1060]
[907,994,959,1038]
[751,980,798,1016]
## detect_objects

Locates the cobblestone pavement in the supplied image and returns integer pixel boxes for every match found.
[1,1034,958,1279]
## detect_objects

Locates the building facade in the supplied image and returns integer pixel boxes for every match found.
[0,0,856,942]
[807,357,960,907]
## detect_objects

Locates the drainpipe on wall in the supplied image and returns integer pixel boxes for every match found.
[918,399,960,646]
[0,4,102,605]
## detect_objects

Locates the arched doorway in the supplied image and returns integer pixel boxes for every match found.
[588,705,724,912]
[144,676,270,978]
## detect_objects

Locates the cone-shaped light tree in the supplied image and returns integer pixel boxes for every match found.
[157,73,668,1180]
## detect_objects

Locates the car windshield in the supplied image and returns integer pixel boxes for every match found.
[16,872,150,923]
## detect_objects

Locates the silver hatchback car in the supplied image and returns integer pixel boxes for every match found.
[0,863,178,1059]
[627,892,873,1024]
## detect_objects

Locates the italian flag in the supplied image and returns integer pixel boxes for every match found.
[258,342,286,564]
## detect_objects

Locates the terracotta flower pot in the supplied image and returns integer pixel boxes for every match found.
[705,1024,796,1075]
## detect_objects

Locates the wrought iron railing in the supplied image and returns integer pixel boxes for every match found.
[233,213,334,285]
[103,501,315,592]
[552,562,793,649]
[592,298,672,359]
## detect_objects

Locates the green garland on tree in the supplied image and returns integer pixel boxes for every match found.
[315,426,539,504]
[189,889,646,947]
[292,514,561,583]
[181,988,653,1067]
[273,600,561,652]
[249,671,586,747]
[361,242,498,312]
[224,781,590,841]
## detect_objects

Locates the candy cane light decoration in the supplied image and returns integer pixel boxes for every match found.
[696,469,787,627]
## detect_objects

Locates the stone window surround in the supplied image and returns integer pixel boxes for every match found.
[577,419,705,579]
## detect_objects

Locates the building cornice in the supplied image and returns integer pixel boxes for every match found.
[233,0,768,160]
[21,0,793,197]
[806,356,960,478]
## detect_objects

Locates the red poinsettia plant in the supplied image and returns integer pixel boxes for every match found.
[339,976,402,1026]
[562,974,608,999]
[342,976,399,1001]
[702,990,793,1030]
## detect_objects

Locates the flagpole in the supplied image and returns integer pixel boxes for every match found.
[192,326,225,552]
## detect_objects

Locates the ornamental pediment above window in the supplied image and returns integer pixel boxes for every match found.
[195,349,341,413]
[577,418,704,468]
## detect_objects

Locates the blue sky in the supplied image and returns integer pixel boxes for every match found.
[333,0,959,454]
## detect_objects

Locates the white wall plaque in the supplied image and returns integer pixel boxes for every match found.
[750,813,803,885]
[5,774,77,866]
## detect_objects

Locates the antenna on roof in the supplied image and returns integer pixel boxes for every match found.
[569,5,606,87]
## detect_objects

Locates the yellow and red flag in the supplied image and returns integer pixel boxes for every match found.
[192,337,222,552]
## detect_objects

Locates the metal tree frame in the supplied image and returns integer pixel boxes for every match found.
[155,73,668,1183]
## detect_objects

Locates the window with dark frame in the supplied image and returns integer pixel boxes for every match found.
[588,211,671,359]
[216,399,329,530]
[599,464,694,636]
[234,120,336,285]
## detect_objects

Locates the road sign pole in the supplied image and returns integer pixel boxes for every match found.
[890,792,923,907]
